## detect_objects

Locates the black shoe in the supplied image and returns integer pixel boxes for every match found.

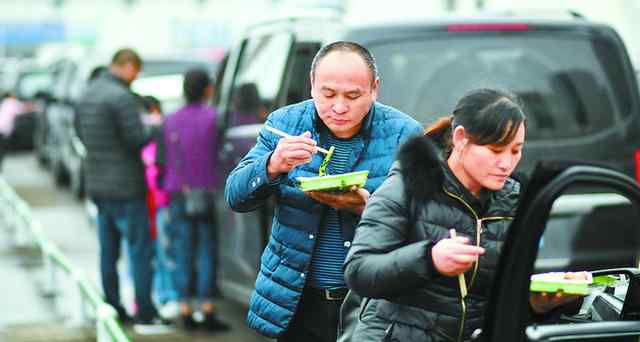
[181,313,198,331]
[118,312,134,326]
[202,313,231,332]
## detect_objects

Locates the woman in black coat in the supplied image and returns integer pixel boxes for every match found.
[343,89,577,341]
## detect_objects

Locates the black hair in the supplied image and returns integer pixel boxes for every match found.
[310,41,378,82]
[141,95,162,113]
[111,48,142,68]
[183,68,212,104]
[426,88,527,156]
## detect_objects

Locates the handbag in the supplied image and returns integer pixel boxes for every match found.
[173,129,213,221]
[183,188,213,221]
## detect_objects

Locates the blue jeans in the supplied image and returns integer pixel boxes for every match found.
[169,196,218,302]
[153,206,178,304]
[95,198,157,320]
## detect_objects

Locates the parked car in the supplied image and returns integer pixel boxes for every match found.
[212,11,640,305]
[481,161,640,341]
[0,61,55,151]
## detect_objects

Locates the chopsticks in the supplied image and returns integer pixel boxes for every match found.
[450,229,468,298]
[264,125,331,155]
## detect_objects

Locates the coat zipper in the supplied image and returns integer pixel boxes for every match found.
[442,188,513,342]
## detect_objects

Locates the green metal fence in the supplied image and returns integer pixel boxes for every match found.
[0,178,130,342]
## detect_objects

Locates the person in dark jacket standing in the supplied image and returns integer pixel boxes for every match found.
[76,48,159,325]
[343,89,582,342]
[225,41,422,342]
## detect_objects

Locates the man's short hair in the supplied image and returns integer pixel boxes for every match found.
[310,41,378,83]
[111,48,142,68]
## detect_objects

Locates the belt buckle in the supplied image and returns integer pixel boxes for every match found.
[324,287,344,301]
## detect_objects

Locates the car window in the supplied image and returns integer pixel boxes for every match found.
[526,186,640,340]
[227,34,292,126]
[369,34,631,141]
[15,71,52,100]
[281,42,321,105]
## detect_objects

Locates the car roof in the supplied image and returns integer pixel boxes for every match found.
[246,12,614,43]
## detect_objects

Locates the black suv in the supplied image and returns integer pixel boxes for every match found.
[213,12,640,305]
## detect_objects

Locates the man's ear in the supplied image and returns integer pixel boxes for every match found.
[371,77,380,100]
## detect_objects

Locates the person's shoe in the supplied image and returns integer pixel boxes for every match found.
[158,301,180,320]
[180,313,198,331]
[201,312,231,332]
[117,312,134,327]
[133,316,174,335]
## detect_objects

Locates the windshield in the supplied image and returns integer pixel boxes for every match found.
[370,34,633,141]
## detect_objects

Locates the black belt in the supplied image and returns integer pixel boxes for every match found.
[306,287,349,301]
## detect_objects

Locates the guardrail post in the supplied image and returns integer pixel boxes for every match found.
[42,253,57,298]
[70,272,88,325]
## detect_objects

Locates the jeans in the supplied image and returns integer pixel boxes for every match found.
[95,197,157,320]
[153,206,178,304]
[169,196,218,302]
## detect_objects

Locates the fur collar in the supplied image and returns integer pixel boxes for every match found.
[397,135,445,205]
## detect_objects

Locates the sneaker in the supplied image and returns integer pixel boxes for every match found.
[159,301,180,320]
[133,316,174,335]
[201,312,231,332]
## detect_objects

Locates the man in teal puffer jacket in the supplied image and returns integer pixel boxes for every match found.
[224,41,422,342]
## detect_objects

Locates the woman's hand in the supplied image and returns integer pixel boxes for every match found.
[432,235,485,277]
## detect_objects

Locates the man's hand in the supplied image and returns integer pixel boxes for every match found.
[267,131,317,180]
[432,235,485,277]
[529,291,584,314]
[306,186,370,214]
[529,272,589,314]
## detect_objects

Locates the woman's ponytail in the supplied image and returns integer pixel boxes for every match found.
[425,115,453,156]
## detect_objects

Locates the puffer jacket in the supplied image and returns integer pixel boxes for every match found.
[224,99,422,337]
[76,72,149,199]
[344,135,520,342]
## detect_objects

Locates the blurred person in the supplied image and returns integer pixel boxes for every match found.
[139,96,178,317]
[224,41,422,342]
[76,48,165,326]
[141,95,163,127]
[343,89,581,341]
[159,68,229,332]
[88,65,108,82]
[230,82,267,126]
[0,92,26,169]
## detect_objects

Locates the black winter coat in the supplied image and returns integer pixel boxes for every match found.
[76,73,149,199]
[344,136,520,342]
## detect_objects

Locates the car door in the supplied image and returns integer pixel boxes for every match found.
[482,161,640,341]
[215,32,295,303]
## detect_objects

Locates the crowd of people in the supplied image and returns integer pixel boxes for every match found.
[76,48,229,333]
[73,43,584,341]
